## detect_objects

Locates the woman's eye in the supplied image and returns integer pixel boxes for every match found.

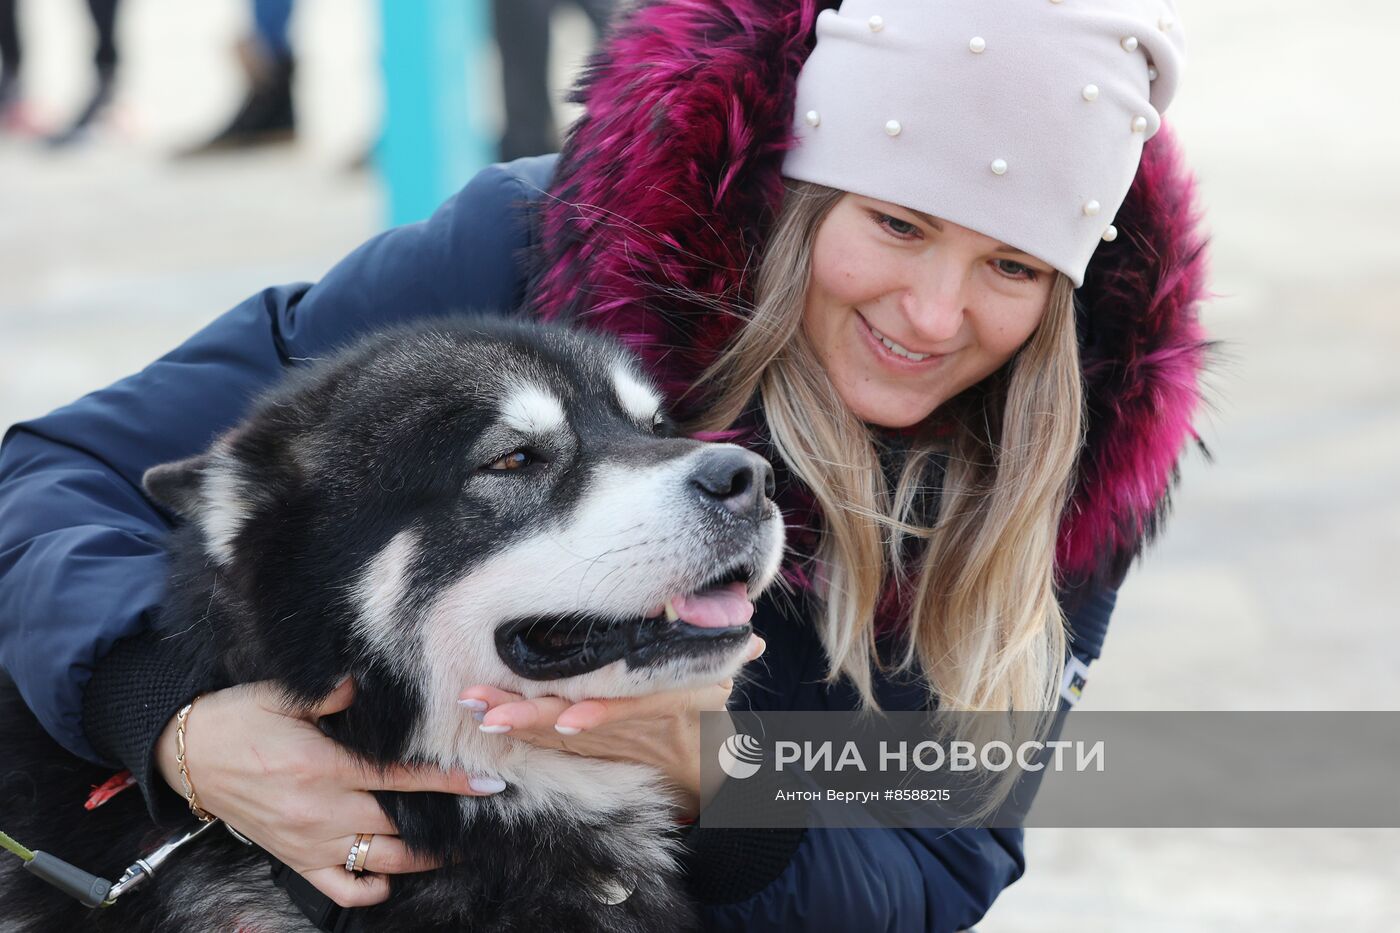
[878,214,921,239]
[485,450,533,471]
[993,259,1040,282]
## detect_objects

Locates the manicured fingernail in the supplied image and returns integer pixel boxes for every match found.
[554,725,582,736]
[478,723,512,734]
[468,775,507,794]
[471,710,486,723]
[457,698,488,711]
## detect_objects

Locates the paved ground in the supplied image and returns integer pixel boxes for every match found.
[2,1,1397,930]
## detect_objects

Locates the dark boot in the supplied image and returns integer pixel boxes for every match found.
[181,38,295,155]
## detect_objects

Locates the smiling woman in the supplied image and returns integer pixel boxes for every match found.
[803,192,1058,428]
[692,175,1085,724]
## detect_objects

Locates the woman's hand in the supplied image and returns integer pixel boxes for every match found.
[459,635,766,819]
[154,678,506,908]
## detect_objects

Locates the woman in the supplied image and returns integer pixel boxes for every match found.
[0,0,1209,929]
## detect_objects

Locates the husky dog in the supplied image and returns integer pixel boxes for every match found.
[0,317,785,932]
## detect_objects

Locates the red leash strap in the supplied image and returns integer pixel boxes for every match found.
[85,770,136,810]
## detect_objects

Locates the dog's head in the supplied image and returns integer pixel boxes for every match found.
[143,318,785,706]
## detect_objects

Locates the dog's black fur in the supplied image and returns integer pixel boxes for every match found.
[0,317,783,932]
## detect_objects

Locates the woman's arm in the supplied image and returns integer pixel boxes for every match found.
[0,155,552,775]
[0,157,553,907]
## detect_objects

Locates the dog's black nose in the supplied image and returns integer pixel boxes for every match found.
[689,448,775,520]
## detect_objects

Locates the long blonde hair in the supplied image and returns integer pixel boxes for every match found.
[693,181,1084,742]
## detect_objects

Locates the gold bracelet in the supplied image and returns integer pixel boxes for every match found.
[174,696,216,823]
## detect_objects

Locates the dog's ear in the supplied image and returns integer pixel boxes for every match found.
[143,454,210,520]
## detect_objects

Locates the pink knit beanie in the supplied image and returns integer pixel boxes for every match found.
[782,0,1187,286]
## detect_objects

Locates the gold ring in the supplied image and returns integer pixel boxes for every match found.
[345,833,373,873]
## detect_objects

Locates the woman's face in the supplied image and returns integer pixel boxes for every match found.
[803,193,1056,429]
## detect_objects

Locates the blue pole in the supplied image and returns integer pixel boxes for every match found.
[377,0,495,228]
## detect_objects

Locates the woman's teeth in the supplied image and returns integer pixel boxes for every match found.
[868,324,931,362]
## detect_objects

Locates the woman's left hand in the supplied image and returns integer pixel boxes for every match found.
[459,635,765,819]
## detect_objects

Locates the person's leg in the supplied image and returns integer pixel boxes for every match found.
[493,0,557,161]
[0,0,32,131]
[45,0,120,144]
[87,0,119,73]
[0,0,21,88]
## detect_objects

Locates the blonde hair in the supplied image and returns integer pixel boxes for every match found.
[693,181,1084,773]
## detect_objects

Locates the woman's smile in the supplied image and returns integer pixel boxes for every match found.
[855,309,951,370]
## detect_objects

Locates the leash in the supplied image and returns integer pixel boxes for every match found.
[2,826,113,907]
[5,822,358,930]
[0,820,225,908]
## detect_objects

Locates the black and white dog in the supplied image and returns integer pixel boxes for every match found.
[0,317,785,932]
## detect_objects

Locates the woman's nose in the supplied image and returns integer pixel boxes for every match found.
[899,260,967,345]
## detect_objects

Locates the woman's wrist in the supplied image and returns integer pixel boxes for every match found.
[81,630,214,825]
[155,697,218,821]
[672,709,741,820]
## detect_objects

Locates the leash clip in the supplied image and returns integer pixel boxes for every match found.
[104,819,223,903]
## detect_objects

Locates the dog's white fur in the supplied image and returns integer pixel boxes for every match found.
[499,383,569,437]
[610,364,662,424]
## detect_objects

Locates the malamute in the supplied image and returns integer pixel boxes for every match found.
[0,317,785,932]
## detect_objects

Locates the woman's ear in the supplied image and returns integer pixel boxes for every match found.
[142,454,211,520]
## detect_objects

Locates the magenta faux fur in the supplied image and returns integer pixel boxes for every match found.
[531,0,1211,600]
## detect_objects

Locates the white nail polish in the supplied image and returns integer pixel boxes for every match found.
[478,724,512,734]
[468,775,507,794]
[457,698,488,711]
[555,725,582,736]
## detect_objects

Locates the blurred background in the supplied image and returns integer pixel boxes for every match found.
[2,1,1397,930]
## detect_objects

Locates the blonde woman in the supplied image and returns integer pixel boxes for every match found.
[0,1,1209,929]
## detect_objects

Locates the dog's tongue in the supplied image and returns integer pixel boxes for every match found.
[672,582,754,629]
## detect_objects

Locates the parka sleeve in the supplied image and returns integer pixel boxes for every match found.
[0,158,549,767]
[684,585,1120,932]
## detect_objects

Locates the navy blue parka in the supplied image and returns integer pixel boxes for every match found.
[0,156,1118,932]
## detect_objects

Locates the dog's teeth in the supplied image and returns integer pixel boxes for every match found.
[664,599,680,622]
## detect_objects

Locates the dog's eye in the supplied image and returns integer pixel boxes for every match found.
[651,412,669,436]
[484,449,533,471]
